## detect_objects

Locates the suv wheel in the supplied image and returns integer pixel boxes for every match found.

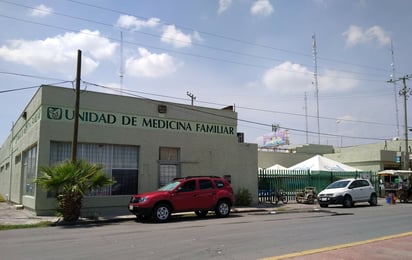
[369,193,378,206]
[194,210,208,217]
[215,200,230,217]
[343,195,353,208]
[152,203,171,223]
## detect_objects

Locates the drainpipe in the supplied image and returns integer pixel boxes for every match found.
[8,121,14,202]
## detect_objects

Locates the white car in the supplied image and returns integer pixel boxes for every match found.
[317,178,378,208]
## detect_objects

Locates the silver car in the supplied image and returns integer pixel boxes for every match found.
[317,178,378,208]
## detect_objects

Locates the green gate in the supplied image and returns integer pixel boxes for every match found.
[258,168,377,202]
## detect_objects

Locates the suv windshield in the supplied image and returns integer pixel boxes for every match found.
[327,180,350,189]
[158,181,181,191]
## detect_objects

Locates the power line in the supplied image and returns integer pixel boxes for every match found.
[83,80,396,128]
[0,78,392,143]
[0,13,387,83]
[84,81,392,142]
[0,68,397,129]
[0,1,391,81]
[64,0,393,75]
[0,2,400,143]
[0,85,39,94]
[0,71,71,82]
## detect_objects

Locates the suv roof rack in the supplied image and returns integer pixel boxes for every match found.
[173,175,222,180]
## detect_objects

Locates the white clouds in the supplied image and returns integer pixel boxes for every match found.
[251,0,274,16]
[116,15,160,31]
[116,15,199,48]
[125,48,179,78]
[343,25,391,47]
[262,62,358,93]
[262,62,312,93]
[0,30,117,75]
[319,69,358,92]
[161,25,194,48]
[31,4,52,17]
[218,0,233,14]
[217,0,273,17]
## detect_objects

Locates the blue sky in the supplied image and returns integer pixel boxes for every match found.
[0,0,411,148]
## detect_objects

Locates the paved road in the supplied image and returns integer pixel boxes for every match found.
[1,199,412,259]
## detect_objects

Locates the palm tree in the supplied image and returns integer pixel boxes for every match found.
[35,160,113,222]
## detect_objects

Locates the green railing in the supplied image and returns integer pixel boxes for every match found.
[258,168,378,202]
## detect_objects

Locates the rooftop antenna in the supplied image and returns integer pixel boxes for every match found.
[390,40,400,137]
[187,91,196,105]
[312,34,320,144]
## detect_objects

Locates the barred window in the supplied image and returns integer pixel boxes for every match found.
[159,147,180,187]
[50,142,139,196]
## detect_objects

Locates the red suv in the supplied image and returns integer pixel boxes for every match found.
[129,176,235,222]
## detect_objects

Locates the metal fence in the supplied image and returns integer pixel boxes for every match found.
[258,168,378,203]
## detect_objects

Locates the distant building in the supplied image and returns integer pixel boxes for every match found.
[258,141,408,172]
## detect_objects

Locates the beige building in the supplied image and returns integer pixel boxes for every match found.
[258,140,407,172]
[0,85,258,216]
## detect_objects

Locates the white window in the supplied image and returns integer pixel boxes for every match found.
[23,145,37,196]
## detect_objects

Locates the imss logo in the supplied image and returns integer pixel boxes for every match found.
[47,107,62,120]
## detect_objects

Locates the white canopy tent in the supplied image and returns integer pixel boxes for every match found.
[288,155,361,172]
[266,164,287,170]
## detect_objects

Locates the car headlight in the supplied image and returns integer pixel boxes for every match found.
[138,196,148,203]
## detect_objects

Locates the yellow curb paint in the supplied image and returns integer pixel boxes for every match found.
[259,231,412,260]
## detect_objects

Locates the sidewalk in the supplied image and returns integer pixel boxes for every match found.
[0,200,323,225]
[267,231,412,260]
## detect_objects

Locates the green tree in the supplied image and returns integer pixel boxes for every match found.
[35,160,113,222]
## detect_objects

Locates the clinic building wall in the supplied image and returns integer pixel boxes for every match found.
[0,85,258,216]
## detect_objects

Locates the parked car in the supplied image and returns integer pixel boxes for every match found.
[129,176,235,222]
[317,178,378,208]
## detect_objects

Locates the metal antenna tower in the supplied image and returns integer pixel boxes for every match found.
[390,40,400,137]
[120,31,124,92]
[304,92,309,144]
[312,34,320,144]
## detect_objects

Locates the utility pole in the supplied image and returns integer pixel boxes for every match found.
[71,50,82,164]
[388,74,412,170]
[186,91,196,106]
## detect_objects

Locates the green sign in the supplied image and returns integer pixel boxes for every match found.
[45,106,236,136]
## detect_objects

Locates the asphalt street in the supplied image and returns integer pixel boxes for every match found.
[1,199,411,259]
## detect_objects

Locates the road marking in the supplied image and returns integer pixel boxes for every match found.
[259,231,412,260]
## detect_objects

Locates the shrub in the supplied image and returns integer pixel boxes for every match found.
[235,187,252,206]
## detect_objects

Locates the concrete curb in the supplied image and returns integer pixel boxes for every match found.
[51,205,329,226]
